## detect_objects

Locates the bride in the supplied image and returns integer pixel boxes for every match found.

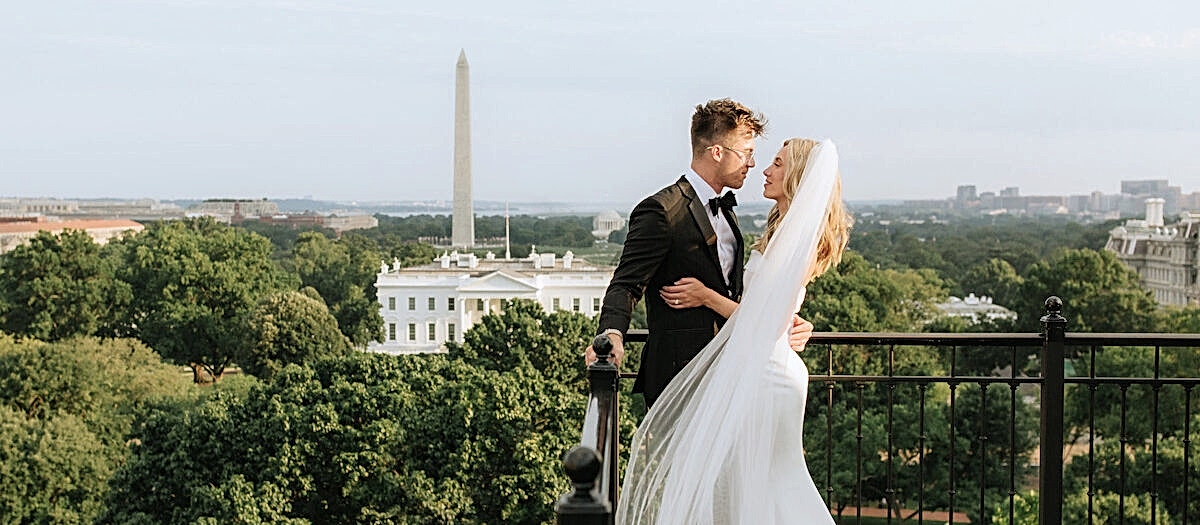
[616,137,852,524]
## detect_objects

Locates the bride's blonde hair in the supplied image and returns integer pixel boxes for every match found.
[752,138,853,279]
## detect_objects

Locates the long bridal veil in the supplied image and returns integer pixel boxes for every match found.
[616,140,840,524]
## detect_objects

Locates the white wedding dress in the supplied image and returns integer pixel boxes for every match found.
[616,140,839,525]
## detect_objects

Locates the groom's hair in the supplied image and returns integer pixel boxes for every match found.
[690,98,766,157]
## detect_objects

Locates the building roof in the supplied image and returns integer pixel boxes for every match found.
[0,219,143,234]
[387,250,612,276]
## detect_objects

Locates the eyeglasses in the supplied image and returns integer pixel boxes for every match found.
[711,144,754,164]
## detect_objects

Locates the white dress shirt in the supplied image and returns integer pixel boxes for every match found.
[684,169,737,287]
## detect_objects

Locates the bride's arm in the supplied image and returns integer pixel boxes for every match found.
[659,278,739,319]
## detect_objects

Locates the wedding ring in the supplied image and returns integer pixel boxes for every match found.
[674,299,680,305]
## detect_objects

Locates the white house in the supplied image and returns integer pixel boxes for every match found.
[371,247,615,354]
[936,293,1017,323]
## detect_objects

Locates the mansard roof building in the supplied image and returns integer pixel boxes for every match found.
[1105,199,1200,307]
[371,248,614,354]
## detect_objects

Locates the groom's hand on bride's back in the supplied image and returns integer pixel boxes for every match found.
[584,334,625,367]
[789,315,814,353]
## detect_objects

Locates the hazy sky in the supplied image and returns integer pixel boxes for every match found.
[4,1,1198,207]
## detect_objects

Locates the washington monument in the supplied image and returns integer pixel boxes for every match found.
[451,49,474,248]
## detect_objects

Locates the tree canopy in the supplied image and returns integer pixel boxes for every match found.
[289,231,384,347]
[0,336,191,523]
[104,350,587,524]
[238,290,352,380]
[116,218,295,380]
[0,229,130,340]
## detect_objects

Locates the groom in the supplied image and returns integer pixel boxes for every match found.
[585,98,812,408]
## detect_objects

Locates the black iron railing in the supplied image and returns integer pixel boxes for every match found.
[555,297,1200,524]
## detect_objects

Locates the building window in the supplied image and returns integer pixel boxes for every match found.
[388,297,396,310]
[428,323,436,342]
[448,297,456,311]
[408,323,416,341]
[448,323,456,342]
[388,323,396,341]
[428,297,436,310]
[572,297,580,312]
[593,297,601,311]
[408,297,416,310]
[553,298,560,311]
[476,299,485,311]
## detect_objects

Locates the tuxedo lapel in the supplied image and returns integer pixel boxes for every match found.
[677,177,722,274]
[722,206,745,297]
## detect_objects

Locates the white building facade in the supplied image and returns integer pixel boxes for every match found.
[1106,200,1200,307]
[936,293,1017,323]
[592,210,626,240]
[371,249,614,354]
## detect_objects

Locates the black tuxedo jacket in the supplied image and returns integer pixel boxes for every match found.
[597,175,744,407]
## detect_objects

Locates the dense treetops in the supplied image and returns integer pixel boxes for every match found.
[0,214,1197,523]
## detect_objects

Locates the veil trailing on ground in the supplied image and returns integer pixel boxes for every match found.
[616,140,840,524]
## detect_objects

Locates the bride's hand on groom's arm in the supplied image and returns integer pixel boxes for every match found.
[661,278,737,319]
[789,315,814,353]
[660,277,718,310]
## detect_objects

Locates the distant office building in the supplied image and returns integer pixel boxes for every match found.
[1105,199,1200,306]
[324,214,379,233]
[1067,195,1090,214]
[0,217,143,254]
[241,214,324,228]
[1000,187,1020,197]
[233,211,378,233]
[1024,196,1069,215]
[901,199,952,210]
[189,199,280,220]
[75,199,183,219]
[1122,180,1171,196]
[1181,192,1200,213]
[1,198,182,221]
[1121,179,1183,214]
[372,248,614,354]
[0,198,80,216]
[956,185,977,203]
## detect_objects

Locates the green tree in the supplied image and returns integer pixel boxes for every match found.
[238,290,352,380]
[235,220,336,255]
[960,258,1024,312]
[383,239,439,268]
[1160,306,1200,333]
[116,218,294,381]
[0,336,191,523]
[0,230,131,340]
[1017,248,1157,332]
[448,299,596,386]
[990,490,1037,525]
[804,251,947,332]
[104,351,585,524]
[290,232,384,346]
[0,407,111,523]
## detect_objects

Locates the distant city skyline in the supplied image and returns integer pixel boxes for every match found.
[5,176,1197,208]
[4,2,1198,206]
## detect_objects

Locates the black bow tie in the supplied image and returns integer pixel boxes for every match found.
[708,191,737,216]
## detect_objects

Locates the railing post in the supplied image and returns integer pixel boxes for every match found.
[588,335,620,516]
[555,447,608,525]
[1039,296,1067,525]
[555,334,619,524]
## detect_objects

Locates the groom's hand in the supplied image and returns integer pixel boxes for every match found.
[584,334,625,367]
[789,315,814,353]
